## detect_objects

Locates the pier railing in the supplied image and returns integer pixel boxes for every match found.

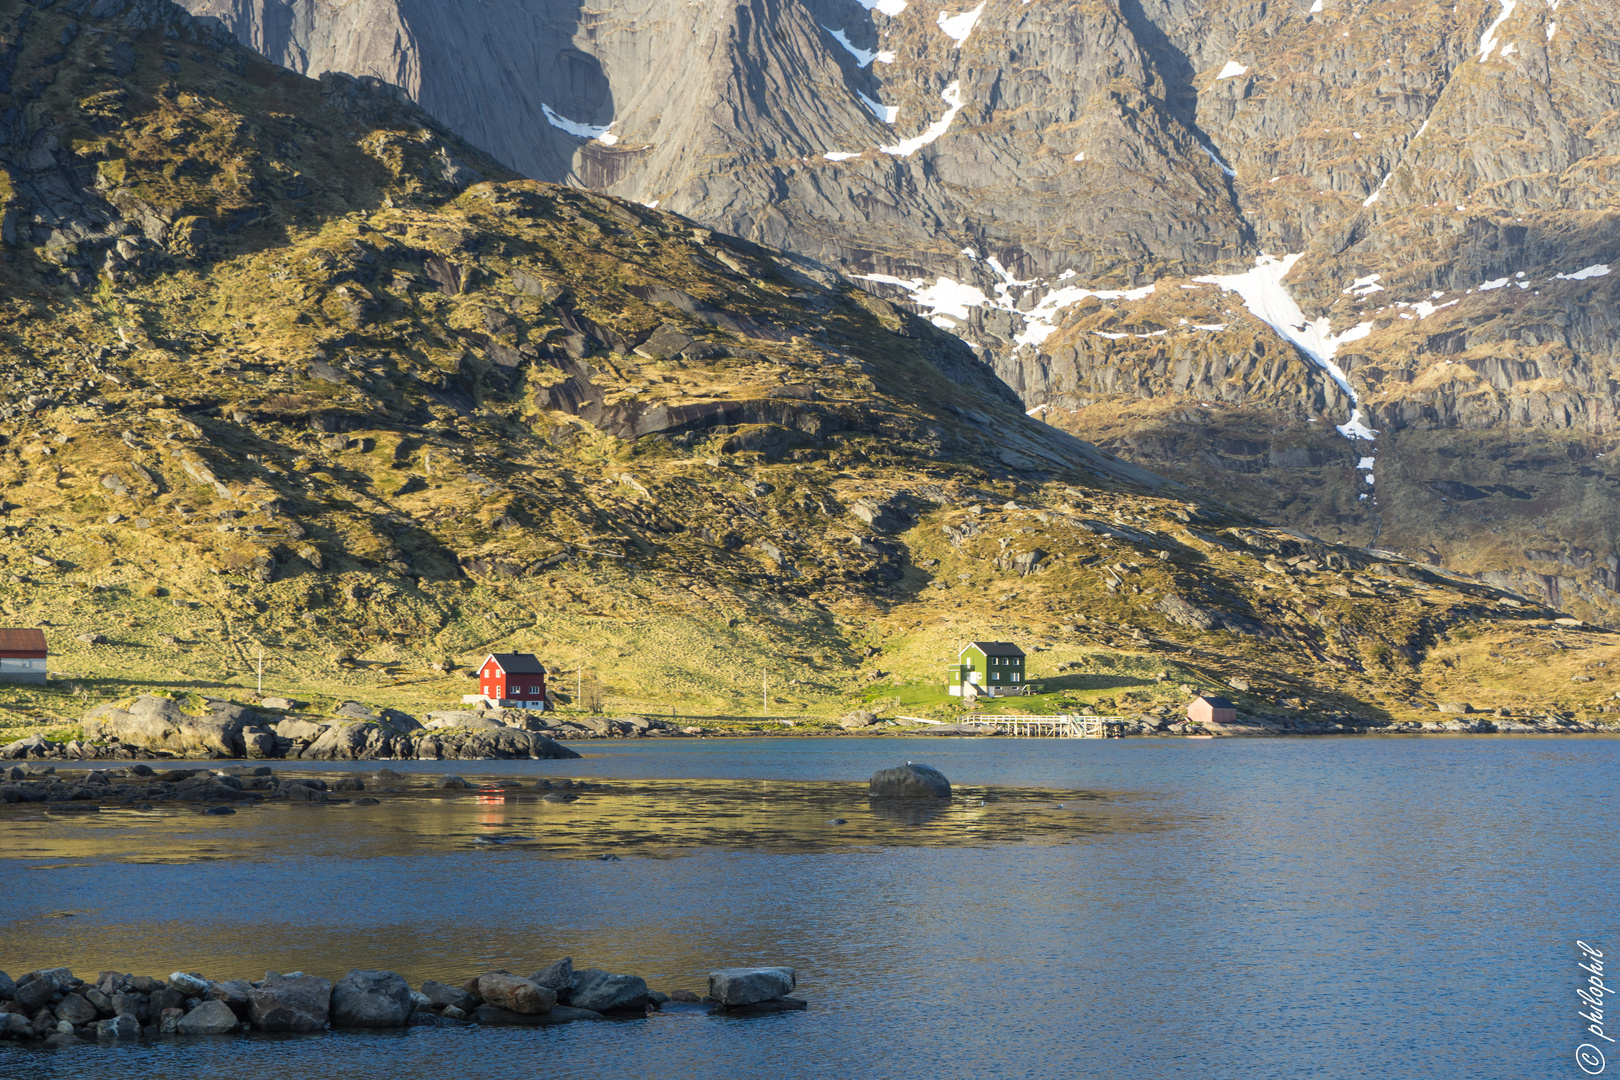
[960,714,1128,738]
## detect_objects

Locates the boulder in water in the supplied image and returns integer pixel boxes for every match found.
[868,763,951,798]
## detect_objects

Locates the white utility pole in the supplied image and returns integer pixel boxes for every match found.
[763,672,768,718]
[256,649,264,695]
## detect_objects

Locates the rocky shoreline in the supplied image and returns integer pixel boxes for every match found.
[1,691,1613,766]
[0,961,805,1046]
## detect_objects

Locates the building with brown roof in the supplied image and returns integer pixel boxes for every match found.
[1187,695,1237,724]
[0,628,47,685]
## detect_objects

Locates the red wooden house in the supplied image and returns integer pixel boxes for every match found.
[477,653,548,710]
[0,628,47,685]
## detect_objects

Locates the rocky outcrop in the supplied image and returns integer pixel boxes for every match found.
[82,696,266,759]
[63,696,584,762]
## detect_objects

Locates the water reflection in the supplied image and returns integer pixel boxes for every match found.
[0,774,1160,867]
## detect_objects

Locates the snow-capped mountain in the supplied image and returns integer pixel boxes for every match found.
[188,0,1620,620]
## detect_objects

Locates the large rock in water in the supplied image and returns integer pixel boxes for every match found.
[868,763,951,798]
[247,973,332,1032]
[176,998,240,1035]
[568,969,648,1013]
[330,969,416,1027]
[474,973,555,1014]
[708,967,797,1006]
[83,695,265,757]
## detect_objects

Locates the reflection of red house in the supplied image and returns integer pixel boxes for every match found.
[477,653,547,710]
[1188,695,1237,724]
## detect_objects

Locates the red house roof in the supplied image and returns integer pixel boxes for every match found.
[0,628,47,655]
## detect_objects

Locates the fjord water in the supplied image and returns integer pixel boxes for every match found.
[1,737,1614,1079]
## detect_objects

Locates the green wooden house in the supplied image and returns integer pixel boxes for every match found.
[946,641,1026,698]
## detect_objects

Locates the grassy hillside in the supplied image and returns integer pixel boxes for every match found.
[0,0,1613,742]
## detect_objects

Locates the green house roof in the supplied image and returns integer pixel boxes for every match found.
[963,641,1024,658]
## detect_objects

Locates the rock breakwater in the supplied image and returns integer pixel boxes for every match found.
[0,961,805,1045]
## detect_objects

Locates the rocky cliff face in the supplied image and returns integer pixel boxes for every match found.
[176,0,1620,624]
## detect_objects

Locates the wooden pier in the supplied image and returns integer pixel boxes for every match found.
[962,714,1129,738]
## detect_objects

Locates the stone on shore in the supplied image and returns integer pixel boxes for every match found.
[247,973,332,1032]
[0,970,16,1000]
[837,710,878,730]
[95,1014,140,1039]
[707,967,797,1006]
[331,969,416,1028]
[568,969,649,1013]
[868,763,951,798]
[176,999,240,1035]
[474,973,555,1015]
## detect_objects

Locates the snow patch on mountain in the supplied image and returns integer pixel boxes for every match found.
[880,81,964,156]
[823,26,896,66]
[854,0,908,17]
[1192,254,1377,443]
[937,3,985,44]
[1478,0,1517,60]
[542,105,618,145]
[858,90,900,123]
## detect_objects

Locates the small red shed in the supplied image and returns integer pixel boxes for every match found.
[478,653,548,710]
[0,627,47,685]
[1188,695,1237,724]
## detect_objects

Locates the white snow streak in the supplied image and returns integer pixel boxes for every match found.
[1192,254,1378,442]
[858,90,900,123]
[1555,264,1610,281]
[937,3,986,44]
[1199,142,1236,177]
[880,81,964,156]
[854,0,908,16]
[1308,0,1323,11]
[1216,60,1249,79]
[823,151,861,161]
[823,26,896,66]
[1344,273,1384,297]
[542,104,618,145]
[1478,0,1518,60]
[1363,172,1392,207]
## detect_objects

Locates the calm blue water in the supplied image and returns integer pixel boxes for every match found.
[1,736,1614,1079]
